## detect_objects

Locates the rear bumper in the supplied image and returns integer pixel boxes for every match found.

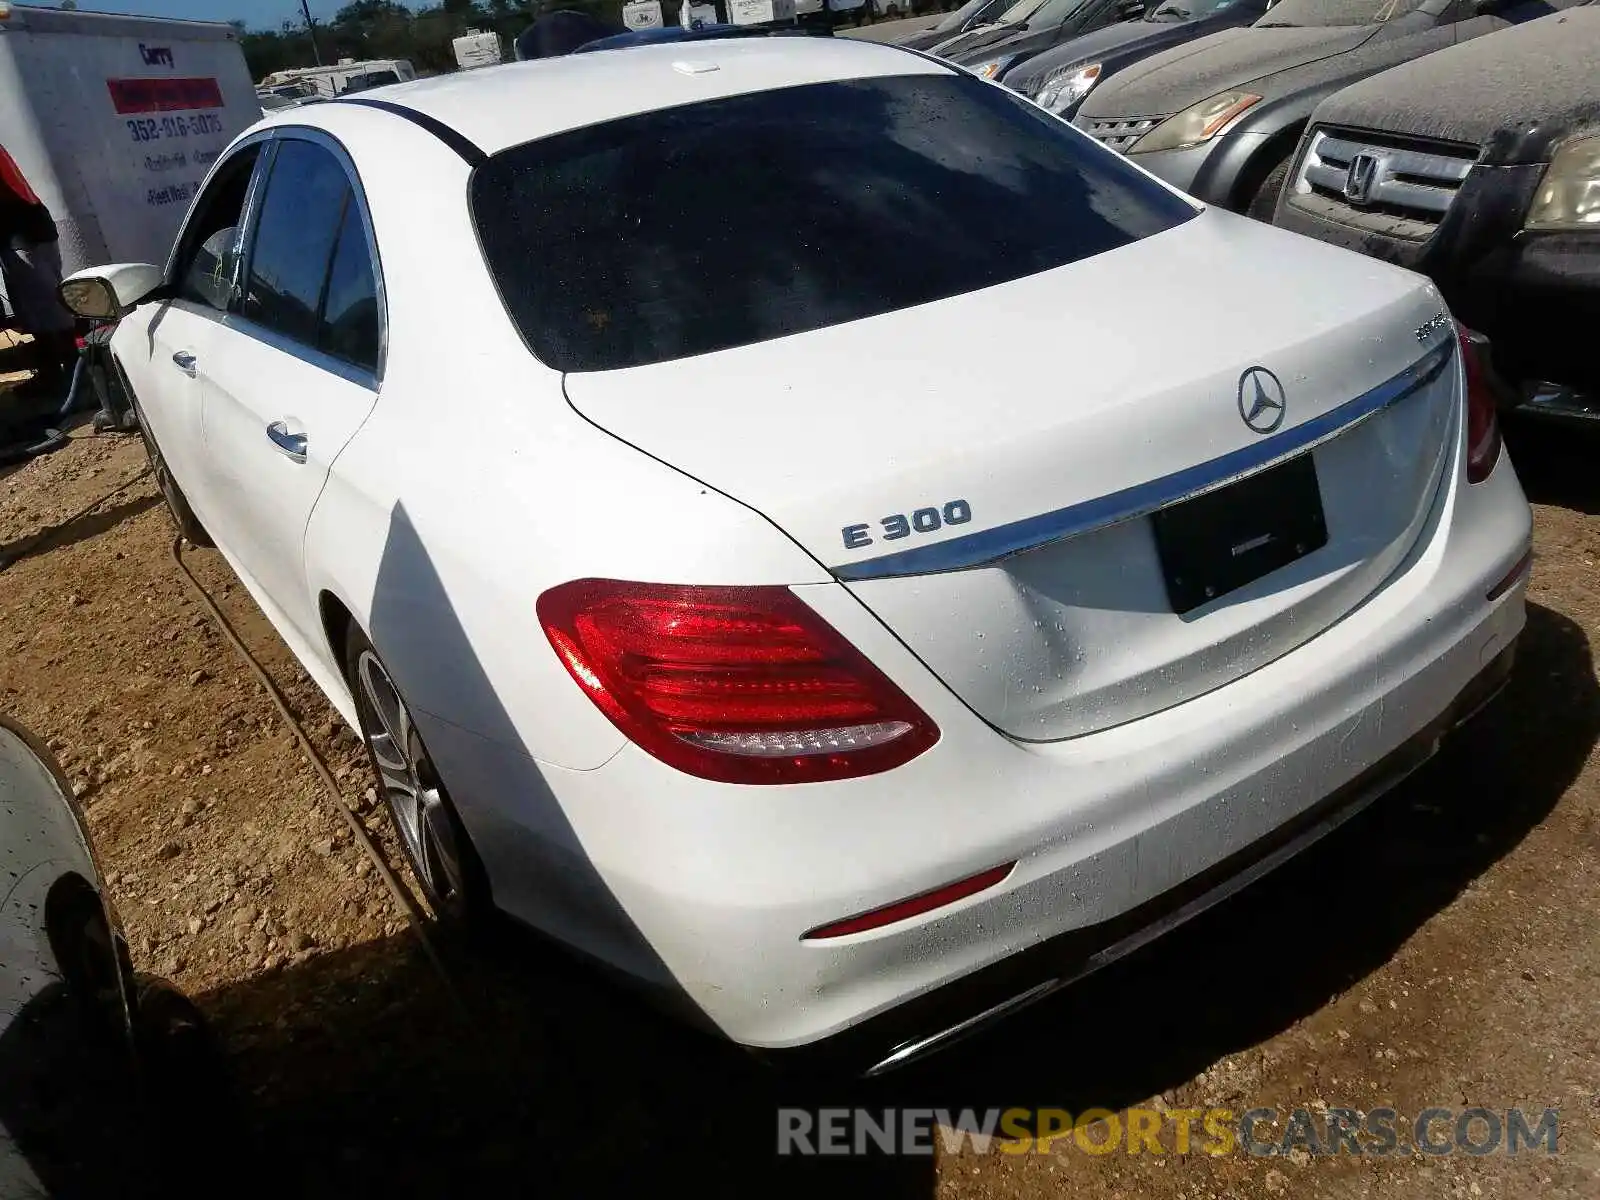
[767,638,1518,1076]
[1276,158,1600,393]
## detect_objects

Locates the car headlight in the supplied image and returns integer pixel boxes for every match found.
[1131,90,1262,154]
[1034,62,1101,114]
[969,53,1019,81]
[1525,134,1600,232]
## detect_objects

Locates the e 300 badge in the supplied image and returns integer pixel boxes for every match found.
[842,500,972,551]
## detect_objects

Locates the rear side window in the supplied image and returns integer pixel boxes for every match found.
[243,139,350,347]
[319,202,381,371]
[471,73,1195,372]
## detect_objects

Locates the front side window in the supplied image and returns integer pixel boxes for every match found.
[472,74,1195,373]
[174,145,262,312]
[243,139,351,348]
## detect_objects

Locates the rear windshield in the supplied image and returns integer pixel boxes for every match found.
[471,74,1196,372]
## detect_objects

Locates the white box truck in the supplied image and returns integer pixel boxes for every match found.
[0,3,258,280]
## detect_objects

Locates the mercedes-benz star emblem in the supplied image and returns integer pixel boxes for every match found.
[1237,367,1287,435]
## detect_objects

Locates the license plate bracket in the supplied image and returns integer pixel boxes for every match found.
[1151,453,1328,615]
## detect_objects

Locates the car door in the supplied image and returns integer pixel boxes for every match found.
[197,131,384,654]
[114,142,269,504]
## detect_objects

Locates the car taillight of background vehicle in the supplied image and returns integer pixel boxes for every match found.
[537,580,939,784]
[1457,324,1503,485]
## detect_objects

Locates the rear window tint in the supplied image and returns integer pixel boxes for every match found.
[471,74,1196,372]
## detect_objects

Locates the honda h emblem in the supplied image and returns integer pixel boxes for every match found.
[1344,152,1382,205]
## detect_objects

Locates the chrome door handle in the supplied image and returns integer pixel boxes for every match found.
[266,420,307,463]
[172,350,197,375]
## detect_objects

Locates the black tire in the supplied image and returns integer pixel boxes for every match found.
[129,390,212,547]
[1244,147,1295,223]
[343,624,488,924]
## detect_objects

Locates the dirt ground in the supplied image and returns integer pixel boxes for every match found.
[0,415,1596,1198]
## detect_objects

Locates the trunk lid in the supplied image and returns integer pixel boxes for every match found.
[563,210,1459,740]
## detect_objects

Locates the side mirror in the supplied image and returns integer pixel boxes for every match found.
[1120,0,1148,16]
[58,263,164,320]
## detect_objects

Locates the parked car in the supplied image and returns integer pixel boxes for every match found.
[1008,0,1270,119]
[59,37,1531,1075]
[0,714,217,1195]
[894,0,1017,48]
[1273,2,1599,404]
[1072,0,1555,217]
[937,0,1151,80]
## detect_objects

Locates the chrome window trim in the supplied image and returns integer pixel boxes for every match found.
[833,336,1455,583]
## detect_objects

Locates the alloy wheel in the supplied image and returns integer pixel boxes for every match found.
[355,649,468,913]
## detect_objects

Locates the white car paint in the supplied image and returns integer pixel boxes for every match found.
[91,38,1531,1066]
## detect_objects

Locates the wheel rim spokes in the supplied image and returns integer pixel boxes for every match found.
[356,650,463,906]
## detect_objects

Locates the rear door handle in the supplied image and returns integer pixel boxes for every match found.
[172,350,197,375]
[266,420,307,464]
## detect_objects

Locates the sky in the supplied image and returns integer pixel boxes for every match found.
[48,0,346,31]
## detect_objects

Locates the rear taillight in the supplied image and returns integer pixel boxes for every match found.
[536,580,939,785]
[1457,325,1503,484]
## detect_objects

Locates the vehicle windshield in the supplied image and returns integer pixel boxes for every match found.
[994,0,1052,25]
[1002,0,1089,24]
[1147,0,1240,20]
[472,75,1195,372]
[933,0,996,31]
[1255,0,1423,27]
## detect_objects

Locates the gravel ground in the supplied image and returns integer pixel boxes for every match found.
[0,416,1595,1198]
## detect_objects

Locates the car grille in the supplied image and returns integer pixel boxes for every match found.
[1075,115,1164,154]
[1288,128,1479,238]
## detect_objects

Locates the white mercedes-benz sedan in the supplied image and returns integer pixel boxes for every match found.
[60,36,1532,1073]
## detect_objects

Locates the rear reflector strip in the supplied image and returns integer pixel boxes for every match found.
[802,863,1015,941]
[1486,548,1532,601]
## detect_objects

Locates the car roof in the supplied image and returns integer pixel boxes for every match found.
[300,37,950,157]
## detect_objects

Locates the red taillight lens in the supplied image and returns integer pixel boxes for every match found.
[536,580,939,785]
[1457,325,1503,485]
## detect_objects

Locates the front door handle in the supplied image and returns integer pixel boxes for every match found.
[172,350,197,375]
[266,420,307,464]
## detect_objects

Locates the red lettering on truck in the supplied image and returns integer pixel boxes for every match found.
[106,77,224,114]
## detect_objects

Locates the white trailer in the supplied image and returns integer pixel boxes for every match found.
[451,29,503,70]
[0,3,258,279]
[259,58,416,99]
